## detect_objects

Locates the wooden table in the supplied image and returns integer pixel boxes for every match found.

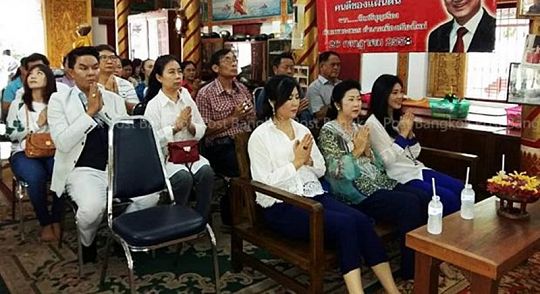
[406,197,540,293]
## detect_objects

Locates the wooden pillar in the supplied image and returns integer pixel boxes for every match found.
[294,0,318,83]
[42,0,92,67]
[521,21,540,176]
[115,0,130,58]
[397,53,409,93]
[181,0,201,68]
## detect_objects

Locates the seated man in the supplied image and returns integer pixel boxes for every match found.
[255,52,313,126]
[306,51,341,122]
[95,44,138,113]
[48,46,159,263]
[196,48,255,224]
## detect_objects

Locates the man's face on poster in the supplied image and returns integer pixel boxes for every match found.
[444,0,482,24]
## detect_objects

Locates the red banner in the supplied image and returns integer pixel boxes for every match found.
[317,0,497,53]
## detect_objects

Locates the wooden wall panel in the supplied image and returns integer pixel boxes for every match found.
[42,0,92,67]
[427,53,467,98]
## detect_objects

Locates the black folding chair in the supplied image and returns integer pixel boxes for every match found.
[99,116,220,294]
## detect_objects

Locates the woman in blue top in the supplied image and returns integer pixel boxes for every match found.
[318,80,429,279]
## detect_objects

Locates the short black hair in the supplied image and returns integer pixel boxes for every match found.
[180,60,196,71]
[121,58,132,67]
[210,48,233,67]
[260,75,302,120]
[20,57,28,68]
[25,53,50,69]
[272,52,294,68]
[319,51,340,64]
[94,44,117,55]
[327,80,362,120]
[66,46,99,69]
[3,49,11,55]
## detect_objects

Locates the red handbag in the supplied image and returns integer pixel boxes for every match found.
[167,140,200,164]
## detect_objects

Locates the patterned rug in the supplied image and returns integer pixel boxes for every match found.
[0,189,539,293]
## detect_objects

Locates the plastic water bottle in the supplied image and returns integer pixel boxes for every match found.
[427,195,443,235]
[460,184,475,220]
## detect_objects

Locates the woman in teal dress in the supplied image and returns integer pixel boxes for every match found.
[318,80,430,279]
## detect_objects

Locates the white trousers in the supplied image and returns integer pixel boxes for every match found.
[66,167,160,246]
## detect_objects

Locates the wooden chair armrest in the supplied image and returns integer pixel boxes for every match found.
[421,147,478,162]
[420,147,479,186]
[232,177,325,263]
[232,177,323,213]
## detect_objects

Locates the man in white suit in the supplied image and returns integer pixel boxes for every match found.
[48,46,159,263]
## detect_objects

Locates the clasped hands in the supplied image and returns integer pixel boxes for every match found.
[232,100,253,120]
[86,82,104,117]
[398,111,415,138]
[293,134,314,169]
[173,106,192,133]
[352,126,372,159]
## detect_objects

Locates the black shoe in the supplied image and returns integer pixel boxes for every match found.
[82,241,97,264]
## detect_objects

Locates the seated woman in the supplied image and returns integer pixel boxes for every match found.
[318,80,430,279]
[6,64,63,241]
[136,58,154,101]
[368,74,463,215]
[144,55,214,219]
[180,61,201,98]
[248,75,400,294]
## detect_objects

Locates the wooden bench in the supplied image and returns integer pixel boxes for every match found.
[230,132,478,293]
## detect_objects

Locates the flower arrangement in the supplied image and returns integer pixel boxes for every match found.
[444,92,459,103]
[487,171,540,203]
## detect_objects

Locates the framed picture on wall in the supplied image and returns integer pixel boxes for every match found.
[211,0,281,23]
[517,0,540,17]
[507,62,540,105]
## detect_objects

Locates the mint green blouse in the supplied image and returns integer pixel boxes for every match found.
[318,120,398,205]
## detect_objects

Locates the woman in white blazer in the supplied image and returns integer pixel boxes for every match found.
[367,74,462,215]
[144,55,214,219]
[6,64,62,241]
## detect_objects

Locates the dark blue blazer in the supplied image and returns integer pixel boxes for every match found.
[428,9,495,52]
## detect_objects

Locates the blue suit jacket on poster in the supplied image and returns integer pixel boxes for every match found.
[428,8,495,53]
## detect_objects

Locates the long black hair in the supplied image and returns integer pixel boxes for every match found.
[260,75,302,121]
[370,74,403,137]
[22,64,57,112]
[144,55,180,102]
[327,80,361,120]
[139,58,153,82]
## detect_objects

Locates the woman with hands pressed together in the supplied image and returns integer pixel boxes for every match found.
[144,55,214,219]
[367,74,463,215]
[318,80,430,280]
[6,64,63,241]
[248,75,400,294]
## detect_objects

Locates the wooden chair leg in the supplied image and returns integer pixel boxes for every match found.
[230,232,243,272]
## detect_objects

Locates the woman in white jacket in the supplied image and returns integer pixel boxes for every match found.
[367,74,462,215]
[6,64,63,241]
[144,55,214,219]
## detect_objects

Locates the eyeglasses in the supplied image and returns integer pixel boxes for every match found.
[99,55,118,61]
[220,56,238,65]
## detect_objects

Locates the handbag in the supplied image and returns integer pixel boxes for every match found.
[167,140,200,164]
[24,108,56,158]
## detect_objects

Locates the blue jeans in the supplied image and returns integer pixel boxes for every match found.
[10,152,63,226]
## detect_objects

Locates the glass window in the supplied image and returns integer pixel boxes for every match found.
[465,8,529,101]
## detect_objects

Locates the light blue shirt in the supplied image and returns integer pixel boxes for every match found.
[306,75,341,113]
[2,77,22,103]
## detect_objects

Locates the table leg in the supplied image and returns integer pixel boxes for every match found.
[413,252,440,294]
[470,273,498,294]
